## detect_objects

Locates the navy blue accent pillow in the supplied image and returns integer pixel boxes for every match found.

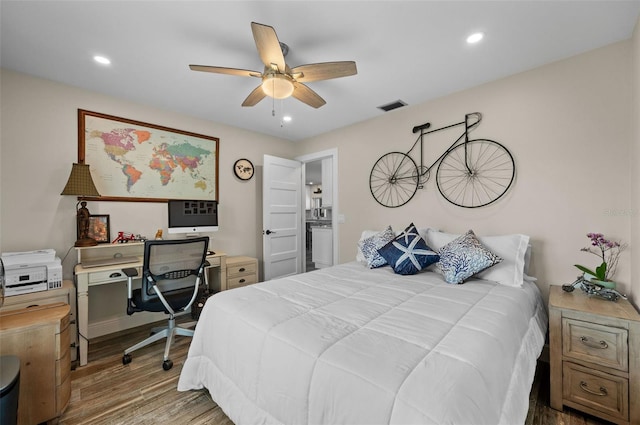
[377,223,440,275]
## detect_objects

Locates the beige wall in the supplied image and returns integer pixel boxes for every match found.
[297,41,635,305]
[1,37,638,310]
[0,69,295,280]
[631,15,640,310]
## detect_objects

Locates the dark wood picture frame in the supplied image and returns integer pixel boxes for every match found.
[87,214,111,244]
[78,109,220,203]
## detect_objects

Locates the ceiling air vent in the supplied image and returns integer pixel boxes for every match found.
[377,100,407,112]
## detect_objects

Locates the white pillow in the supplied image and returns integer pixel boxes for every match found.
[416,227,437,244]
[523,244,532,275]
[426,229,530,287]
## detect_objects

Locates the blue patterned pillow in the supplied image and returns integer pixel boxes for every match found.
[438,230,503,284]
[358,226,396,268]
[377,223,440,275]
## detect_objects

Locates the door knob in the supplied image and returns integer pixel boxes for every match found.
[265,229,276,235]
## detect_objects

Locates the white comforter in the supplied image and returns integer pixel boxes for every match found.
[178,262,547,425]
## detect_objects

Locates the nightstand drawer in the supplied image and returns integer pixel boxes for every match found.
[228,262,257,277]
[563,362,628,421]
[228,274,258,289]
[563,318,628,371]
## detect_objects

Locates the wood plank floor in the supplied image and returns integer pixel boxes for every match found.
[60,319,614,425]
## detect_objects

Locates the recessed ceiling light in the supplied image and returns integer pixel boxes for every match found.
[93,55,111,65]
[282,115,292,122]
[466,32,484,44]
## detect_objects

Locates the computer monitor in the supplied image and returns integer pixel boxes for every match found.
[167,200,218,235]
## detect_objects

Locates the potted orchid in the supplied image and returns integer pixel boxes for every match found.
[574,233,625,289]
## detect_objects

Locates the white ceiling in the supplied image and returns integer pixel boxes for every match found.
[2,1,639,142]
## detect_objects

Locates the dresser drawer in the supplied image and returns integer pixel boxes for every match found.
[228,261,257,277]
[228,274,258,289]
[563,362,628,421]
[1,293,69,311]
[562,318,628,371]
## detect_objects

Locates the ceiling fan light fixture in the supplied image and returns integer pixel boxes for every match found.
[262,74,294,99]
[466,32,484,44]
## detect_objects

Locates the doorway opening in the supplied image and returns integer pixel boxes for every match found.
[296,149,338,273]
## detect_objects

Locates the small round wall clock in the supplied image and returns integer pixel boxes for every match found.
[233,158,254,180]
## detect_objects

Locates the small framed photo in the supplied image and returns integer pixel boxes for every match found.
[88,214,111,244]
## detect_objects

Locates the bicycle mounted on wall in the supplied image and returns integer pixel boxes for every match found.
[369,112,516,208]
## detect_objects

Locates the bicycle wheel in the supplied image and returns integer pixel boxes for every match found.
[369,152,419,208]
[436,139,515,208]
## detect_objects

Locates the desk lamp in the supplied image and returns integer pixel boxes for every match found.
[61,163,101,247]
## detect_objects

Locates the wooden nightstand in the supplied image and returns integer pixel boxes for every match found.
[549,285,640,424]
[226,256,258,290]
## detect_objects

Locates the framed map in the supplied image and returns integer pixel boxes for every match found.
[78,109,219,202]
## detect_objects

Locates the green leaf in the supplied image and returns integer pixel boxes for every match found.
[595,262,607,280]
[574,264,597,277]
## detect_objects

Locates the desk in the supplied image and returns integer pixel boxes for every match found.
[74,243,226,366]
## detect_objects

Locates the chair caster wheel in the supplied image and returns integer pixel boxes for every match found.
[122,354,132,365]
[162,359,173,370]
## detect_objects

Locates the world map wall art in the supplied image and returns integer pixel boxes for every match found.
[78,109,219,202]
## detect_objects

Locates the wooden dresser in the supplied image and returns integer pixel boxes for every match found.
[226,256,258,290]
[1,280,78,364]
[549,285,640,424]
[0,303,71,425]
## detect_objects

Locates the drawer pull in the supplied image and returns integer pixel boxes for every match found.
[580,336,608,349]
[109,272,123,278]
[239,279,246,283]
[239,268,246,272]
[579,381,608,396]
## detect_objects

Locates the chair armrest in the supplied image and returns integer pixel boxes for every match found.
[122,267,138,278]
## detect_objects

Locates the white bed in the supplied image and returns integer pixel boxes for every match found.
[178,261,548,425]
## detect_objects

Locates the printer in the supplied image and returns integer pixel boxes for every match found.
[1,249,63,296]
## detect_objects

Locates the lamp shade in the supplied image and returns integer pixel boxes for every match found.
[262,74,295,99]
[61,163,100,197]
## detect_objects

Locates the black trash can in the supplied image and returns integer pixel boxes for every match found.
[0,355,20,425]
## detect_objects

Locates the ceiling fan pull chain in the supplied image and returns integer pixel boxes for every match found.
[280,99,284,127]
[272,79,276,116]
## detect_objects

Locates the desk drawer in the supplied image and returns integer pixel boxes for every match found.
[206,256,221,267]
[563,362,628,421]
[562,318,628,371]
[88,268,138,285]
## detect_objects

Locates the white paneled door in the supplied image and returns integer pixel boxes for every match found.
[263,155,302,281]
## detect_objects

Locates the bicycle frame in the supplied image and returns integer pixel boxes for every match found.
[407,112,482,179]
[370,111,514,208]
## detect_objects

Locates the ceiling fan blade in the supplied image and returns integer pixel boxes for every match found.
[189,65,261,78]
[292,61,357,82]
[241,85,267,107]
[251,22,286,72]
[292,82,326,108]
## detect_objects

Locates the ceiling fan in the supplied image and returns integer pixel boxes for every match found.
[189,22,357,108]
